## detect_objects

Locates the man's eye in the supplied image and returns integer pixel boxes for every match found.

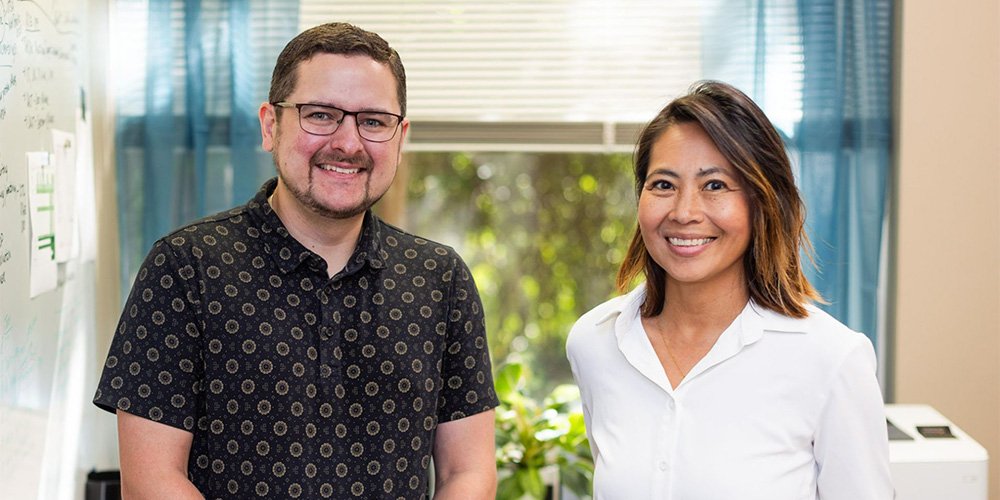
[307,112,335,121]
[360,117,387,128]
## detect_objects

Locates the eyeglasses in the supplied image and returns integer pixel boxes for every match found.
[271,102,404,143]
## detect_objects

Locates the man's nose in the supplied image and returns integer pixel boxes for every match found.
[326,114,365,154]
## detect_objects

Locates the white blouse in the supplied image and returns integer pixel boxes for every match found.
[566,284,893,500]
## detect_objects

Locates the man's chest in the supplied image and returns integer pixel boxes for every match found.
[194,264,452,411]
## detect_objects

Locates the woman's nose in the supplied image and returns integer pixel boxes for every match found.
[669,189,703,224]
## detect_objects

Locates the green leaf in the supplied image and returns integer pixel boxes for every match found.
[497,473,524,500]
[494,363,523,402]
[559,464,593,497]
[545,384,580,408]
[517,468,546,500]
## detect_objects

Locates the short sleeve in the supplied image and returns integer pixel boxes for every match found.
[813,336,894,499]
[435,256,498,422]
[93,239,204,432]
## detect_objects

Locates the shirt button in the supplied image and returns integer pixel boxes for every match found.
[668,399,676,410]
[658,460,669,471]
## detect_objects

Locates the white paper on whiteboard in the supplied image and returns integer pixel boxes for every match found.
[27,152,57,298]
[51,129,77,263]
[75,114,97,262]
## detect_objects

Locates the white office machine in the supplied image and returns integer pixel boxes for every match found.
[886,404,989,500]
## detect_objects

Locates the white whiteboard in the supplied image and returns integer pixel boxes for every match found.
[0,0,100,498]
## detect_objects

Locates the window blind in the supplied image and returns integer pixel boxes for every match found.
[301,0,708,151]
[115,0,806,152]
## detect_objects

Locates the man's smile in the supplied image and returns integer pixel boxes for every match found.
[318,163,363,174]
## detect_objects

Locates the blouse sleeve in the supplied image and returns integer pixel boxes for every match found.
[566,334,599,462]
[813,336,894,499]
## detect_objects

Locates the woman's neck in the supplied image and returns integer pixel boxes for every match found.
[658,273,750,343]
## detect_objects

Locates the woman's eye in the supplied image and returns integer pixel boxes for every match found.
[648,180,673,190]
[705,180,727,191]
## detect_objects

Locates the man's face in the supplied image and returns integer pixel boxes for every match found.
[259,53,408,221]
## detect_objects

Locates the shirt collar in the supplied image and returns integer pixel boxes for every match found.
[741,301,810,344]
[601,282,810,340]
[606,284,648,343]
[246,178,387,275]
[607,282,811,391]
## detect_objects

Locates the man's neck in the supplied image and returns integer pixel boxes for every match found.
[268,189,365,278]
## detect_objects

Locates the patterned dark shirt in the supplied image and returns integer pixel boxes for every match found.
[94,178,498,500]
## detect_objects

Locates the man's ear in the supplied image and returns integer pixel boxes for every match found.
[259,102,277,152]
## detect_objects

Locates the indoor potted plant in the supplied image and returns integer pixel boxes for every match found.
[494,362,594,500]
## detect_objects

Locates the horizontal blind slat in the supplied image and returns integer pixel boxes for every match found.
[301,0,705,126]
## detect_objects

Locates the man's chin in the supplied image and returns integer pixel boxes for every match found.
[311,204,368,220]
[310,196,382,221]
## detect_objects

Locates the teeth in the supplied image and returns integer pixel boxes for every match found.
[668,237,714,246]
[318,164,361,174]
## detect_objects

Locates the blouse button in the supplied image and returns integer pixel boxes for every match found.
[658,460,669,471]
[668,399,676,410]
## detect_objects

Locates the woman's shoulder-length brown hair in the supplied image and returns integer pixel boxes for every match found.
[616,80,821,319]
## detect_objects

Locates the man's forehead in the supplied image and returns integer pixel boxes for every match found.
[290,54,398,103]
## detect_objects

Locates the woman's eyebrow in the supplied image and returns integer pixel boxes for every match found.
[696,166,730,177]
[646,168,678,178]
[647,165,733,179]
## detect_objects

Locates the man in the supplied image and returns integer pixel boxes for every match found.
[94,23,498,500]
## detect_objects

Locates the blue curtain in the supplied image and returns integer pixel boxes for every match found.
[115,0,299,292]
[703,0,893,347]
[796,0,893,347]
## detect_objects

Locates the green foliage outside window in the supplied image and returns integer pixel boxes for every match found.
[406,152,636,397]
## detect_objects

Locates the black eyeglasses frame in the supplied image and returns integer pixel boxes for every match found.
[270,101,404,143]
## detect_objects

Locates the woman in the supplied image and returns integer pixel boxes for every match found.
[566,81,892,499]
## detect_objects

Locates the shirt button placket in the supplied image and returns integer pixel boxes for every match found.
[317,286,341,383]
[657,396,680,499]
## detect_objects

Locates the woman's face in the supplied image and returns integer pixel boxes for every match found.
[638,122,752,291]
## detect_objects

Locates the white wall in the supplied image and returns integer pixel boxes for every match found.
[90,0,123,472]
[894,1,1000,500]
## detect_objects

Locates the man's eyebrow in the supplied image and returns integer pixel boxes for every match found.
[306,102,397,114]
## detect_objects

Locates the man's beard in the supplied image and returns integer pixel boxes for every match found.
[273,149,385,220]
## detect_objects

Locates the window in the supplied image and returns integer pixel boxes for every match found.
[402,151,635,393]
[114,0,893,394]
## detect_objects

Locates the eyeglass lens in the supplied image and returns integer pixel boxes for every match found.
[298,104,400,142]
